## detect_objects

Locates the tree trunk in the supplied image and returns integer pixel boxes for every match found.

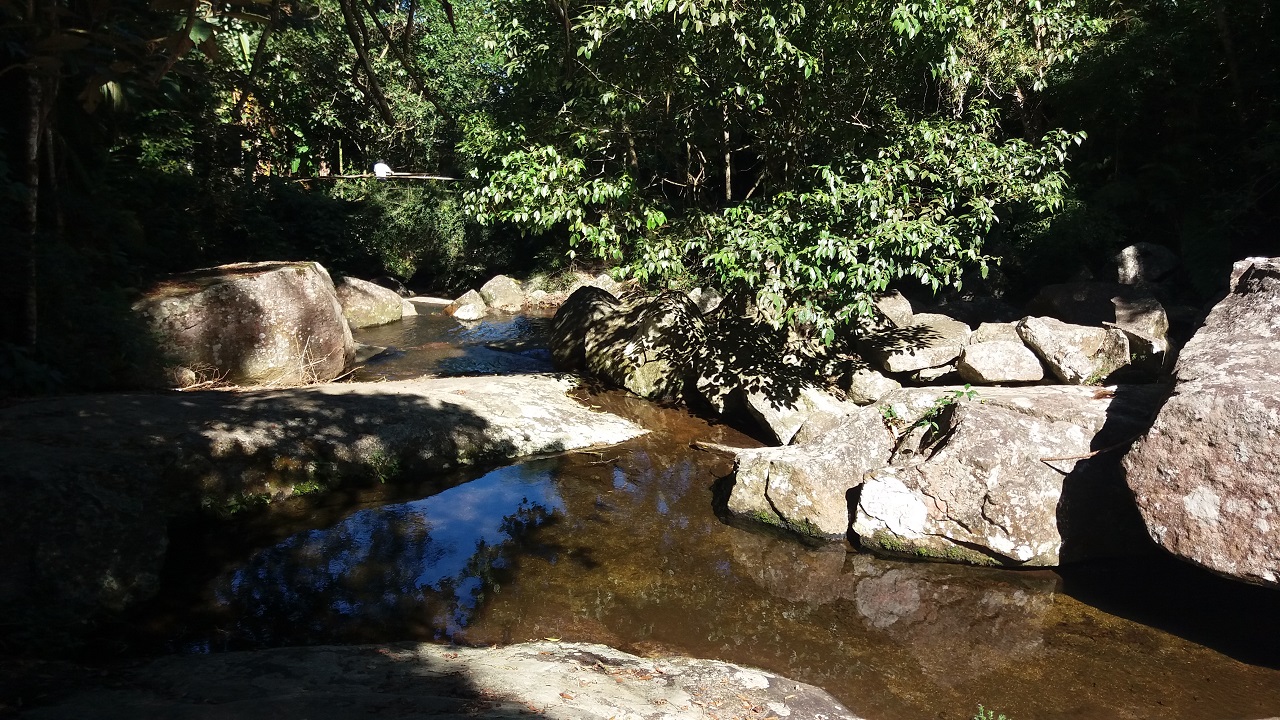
[723,105,732,203]
[20,70,42,348]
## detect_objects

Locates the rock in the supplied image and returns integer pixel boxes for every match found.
[689,309,793,414]
[929,296,1023,326]
[370,275,410,296]
[1116,242,1179,285]
[479,274,525,312]
[445,289,488,321]
[335,276,405,328]
[1112,295,1169,350]
[590,272,622,296]
[843,365,902,405]
[20,641,863,720]
[0,375,647,647]
[852,385,1160,566]
[911,362,959,383]
[874,290,914,327]
[970,321,1022,344]
[1026,281,1170,351]
[957,340,1045,384]
[1016,316,1129,384]
[550,285,621,371]
[353,342,388,364]
[584,293,705,402]
[1026,281,1132,326]
[132,261,355,386]
[687,286,725,315]
[399,298,417,317]
[1123,257,1280,587]
[407,295,453,306]
[728,407,894,538]
[746,385,859,446]
[861,313,971,373]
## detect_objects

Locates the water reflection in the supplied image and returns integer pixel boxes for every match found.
[350,308,554,380]
[158,390,1280,720]
[214,462,563,643]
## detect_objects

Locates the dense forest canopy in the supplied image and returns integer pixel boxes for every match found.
[0,0,1277,389]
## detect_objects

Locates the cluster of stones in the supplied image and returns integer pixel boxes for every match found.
[551,247,1280,589]
[443,272,624,321]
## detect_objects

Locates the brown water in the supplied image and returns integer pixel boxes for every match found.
[129,312,1280,720]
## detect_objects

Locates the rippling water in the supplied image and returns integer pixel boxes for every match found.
[133,312,1280,720]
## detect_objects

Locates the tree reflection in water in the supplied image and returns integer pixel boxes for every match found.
[213,461,563,645]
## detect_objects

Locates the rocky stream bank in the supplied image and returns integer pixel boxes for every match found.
[4,252,1280,719]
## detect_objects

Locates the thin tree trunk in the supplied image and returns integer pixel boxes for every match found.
[723,105,732,203]
[339,0,396,127]
[21,70,42,348]
[356,0,451,121]
[232,0,281,123]
[1212,1,1245,126]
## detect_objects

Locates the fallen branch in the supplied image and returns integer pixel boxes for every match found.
[1039,433,1144,464]
[293,173,459,182]
[690,440,753,455]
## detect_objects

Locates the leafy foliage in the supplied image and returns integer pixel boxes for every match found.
[465,0,1090,337]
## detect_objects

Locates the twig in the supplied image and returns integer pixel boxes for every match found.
[293,173,458,182]
[1040,433,1144,464]
[690,440,752,455]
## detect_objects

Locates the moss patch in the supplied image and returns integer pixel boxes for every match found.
[866,530,1000,567]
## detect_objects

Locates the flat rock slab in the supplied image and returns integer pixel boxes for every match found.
[0,376,645,638]
[0,374,645,486]
[20,641,863,720]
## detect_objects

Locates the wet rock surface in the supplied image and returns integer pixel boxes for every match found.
[1124,257,1280,587]
[19,641,862,720]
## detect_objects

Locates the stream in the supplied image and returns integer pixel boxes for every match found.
[124,306,1280,720]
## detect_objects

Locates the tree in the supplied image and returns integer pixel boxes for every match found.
[465,0,1098,339]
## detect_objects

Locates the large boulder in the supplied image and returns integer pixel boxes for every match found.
[728,407,894,538]
[584,292,705,402]
[550,285,621,371]
[445,289,488,321]
[1123,258,1280,587]
[1017,316,1129,384]
[873,290,914,327]
[852,386,1160,566]
[861,313,971,373]
[479,274,526,312]
[334,276,405,328]
[132,261,355,386]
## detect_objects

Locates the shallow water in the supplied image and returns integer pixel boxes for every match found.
[349,306,554,380]
[131,312,1280,720]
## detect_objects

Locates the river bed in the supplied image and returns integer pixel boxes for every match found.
[122,307,1280,720]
